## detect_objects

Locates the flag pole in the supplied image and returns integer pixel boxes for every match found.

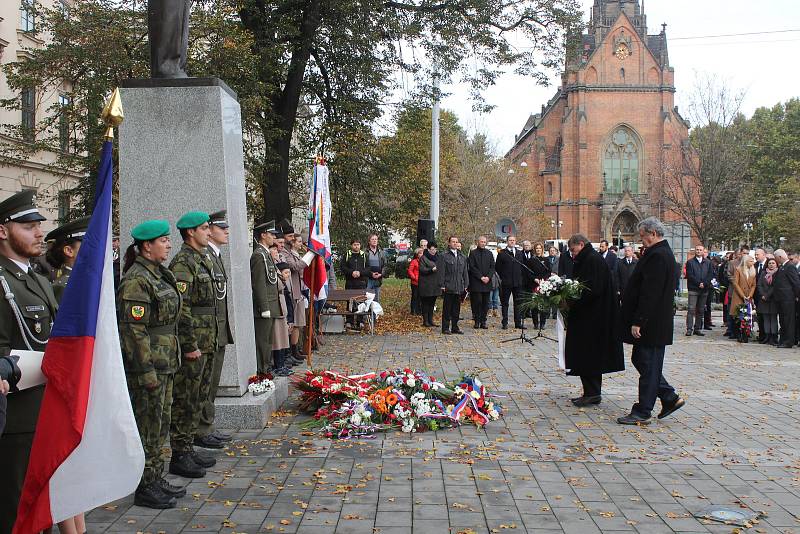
[304,257,316,367]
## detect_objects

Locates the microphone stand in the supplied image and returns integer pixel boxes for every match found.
[499,248,557,345]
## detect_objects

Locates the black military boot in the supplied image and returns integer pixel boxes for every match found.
[191,449,217,468]
[169,451,206,478]
[194,433,225,449]
[134,481,177,509]
[158,477,187,498]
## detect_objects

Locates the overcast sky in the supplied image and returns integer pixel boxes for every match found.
[435,0,800,155]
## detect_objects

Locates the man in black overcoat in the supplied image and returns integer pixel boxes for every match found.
[615,245,638,300]
[771,249,800,348]
[467,236,495,329]
[619,217,685,425]
[564,235,624,407]
[495,236,526,329]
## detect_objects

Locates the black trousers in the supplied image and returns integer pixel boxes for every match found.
[756,311,766,340]
[470,291,490,325]
[777,298,796,346]
[442,293,461,332]
[631,345,678,418]
[580,374,602,397]
[410,285,421,315]
[500,285,523,327]
[421,296,437,325]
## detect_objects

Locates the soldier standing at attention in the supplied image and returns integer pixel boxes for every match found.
[46,217,90,303]
[168,211,220,477]
[0,190,58,532]
[118,220,185,509]
[194,210,234,449]
[251,222,286,375]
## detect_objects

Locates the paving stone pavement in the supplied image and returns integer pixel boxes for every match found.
[87,312,800,533]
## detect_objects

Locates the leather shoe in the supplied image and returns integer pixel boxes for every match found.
[571,395,601,407]
[158,477,187,498]
[194,434,225,450]
[211,430,232,442]
[480,323,488,329]
[169,452,206,478]
[617,413,651,425]
[758,336,769,344]
[275,366,294,376]
[658,397,685,419]
[451,329,464,334]
[693,330,705,336]
[134,481,176,509]
[778,343,794,348]
[501,324,508,330]
[442,330,451,335]
[191,449,217,468]
[685,331,693,336]
[703,326,713,330]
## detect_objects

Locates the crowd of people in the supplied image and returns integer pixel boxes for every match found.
[0,189,325,527]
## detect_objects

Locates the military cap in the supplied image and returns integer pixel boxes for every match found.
[131,220,170,241]
[278,218,295,234]
[209,210,229,229]
[254,220,277,235]
[273,230,285,239]
[176,211,210,230]
[46,216,90,243]
[0,189,47,223]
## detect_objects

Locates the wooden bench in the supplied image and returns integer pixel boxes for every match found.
[319,289,375,335]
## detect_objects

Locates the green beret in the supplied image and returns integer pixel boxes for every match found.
[176,211,210,230]
[131,220,170,241]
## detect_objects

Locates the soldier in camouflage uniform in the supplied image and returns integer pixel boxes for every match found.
[0,191,58,532]
[168,211,220,477]
[45,217,90,303]
[251,221,286,375]
[195,210,234,449]
[118,219,184,509]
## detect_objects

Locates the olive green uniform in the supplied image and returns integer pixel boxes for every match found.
[118,256,181,488]
[51,265,72,304]
[251,244,281,374]
[196,245,233,437]
[169,243,218,452]
[0,256,58,532]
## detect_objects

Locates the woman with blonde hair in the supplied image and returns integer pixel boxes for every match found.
[730,255,756,342]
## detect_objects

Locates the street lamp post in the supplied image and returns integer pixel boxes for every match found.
[743,222,753,247]
[551,219,563,240]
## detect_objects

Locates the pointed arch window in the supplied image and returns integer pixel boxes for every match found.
[603,127,640,194]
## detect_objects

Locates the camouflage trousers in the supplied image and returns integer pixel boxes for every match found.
[197,346,225,438]
[128,372,173,486]
[254,317,275,375]
[170,352,208,452]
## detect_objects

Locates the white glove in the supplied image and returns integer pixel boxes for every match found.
[261,311,271,318]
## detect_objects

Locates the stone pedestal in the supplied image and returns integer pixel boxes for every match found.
[118,78,272,428]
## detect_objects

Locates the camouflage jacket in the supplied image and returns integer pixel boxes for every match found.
[117,255,181,386]
[169,243,219,354]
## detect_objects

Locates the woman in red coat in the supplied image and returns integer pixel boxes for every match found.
[408,248,423,315]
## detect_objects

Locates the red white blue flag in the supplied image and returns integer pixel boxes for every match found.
[14,140,144,533]
[304,162,331,299]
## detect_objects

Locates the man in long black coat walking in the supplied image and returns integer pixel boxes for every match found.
[564,235,624,407]
[619,217,685,425]
[467,236,495,329]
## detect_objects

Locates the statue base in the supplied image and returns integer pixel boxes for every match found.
[118,77,273,428]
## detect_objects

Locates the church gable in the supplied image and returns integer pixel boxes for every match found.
[582,12,662,85]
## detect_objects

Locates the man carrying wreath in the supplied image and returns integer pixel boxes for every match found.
[564,234,624,407]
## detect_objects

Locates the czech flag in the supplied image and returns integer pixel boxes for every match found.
[14,140,145,533]
[304,162,331,300]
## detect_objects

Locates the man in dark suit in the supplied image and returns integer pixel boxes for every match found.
[599,240,618,275]
[615,245,638,300]
[467,236,495,329]
[684,244,713,336]
[772,249,800,348]
[753,248,768,342]
[438,236,469,334]
[619,217,684,425]
[495,236,525,329]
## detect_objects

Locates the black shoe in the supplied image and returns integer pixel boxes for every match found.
[474,322,480,329]
[442,330,451,335]
[480,323,488,329]
[169,452,206,478]
[758,336,769,344]
[703,326,713,330]
[685,331,693,337]
[211,430,232,442]
[617,413,651,425]
[657,397,685,420]
[501,324,508,330]
[451,329,464,334]
[515,324,524,330]
[191,449,217,468]
[693,330,705,336]
[194,434,225,450]
[134,481,177,509]
[571,395,602,407]
[158,477,187,498]
[275,366,294,376]
[778,343,794,348]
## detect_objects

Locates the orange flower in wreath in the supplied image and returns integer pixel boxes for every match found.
[386,393,399,406]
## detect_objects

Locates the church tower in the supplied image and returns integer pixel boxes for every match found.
[507,0,688,244]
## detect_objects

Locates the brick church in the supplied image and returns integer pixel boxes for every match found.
[507,0,690,244]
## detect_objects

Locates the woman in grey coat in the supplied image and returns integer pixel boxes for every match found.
[418,242,442,327]
[756,257,780,345]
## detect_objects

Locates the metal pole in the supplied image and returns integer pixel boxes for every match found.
[430,77,440,229]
